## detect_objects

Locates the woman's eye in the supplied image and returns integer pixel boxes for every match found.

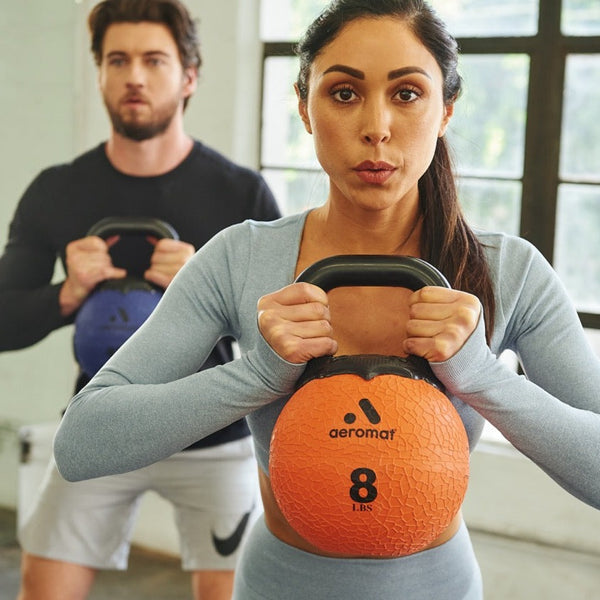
[332,87,356,102]
[397,89,420,102]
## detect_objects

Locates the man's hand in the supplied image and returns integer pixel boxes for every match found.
[59,235,127,317]
[144,237,195,289]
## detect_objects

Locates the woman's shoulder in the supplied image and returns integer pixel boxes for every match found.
[475,229,546,279]
[189,211,308,278]
[246,210,309,231]
[475,228,536,251]
[218,211,308,246]
[474,229,564,328]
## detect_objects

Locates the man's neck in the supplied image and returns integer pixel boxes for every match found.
[105,120,194,177]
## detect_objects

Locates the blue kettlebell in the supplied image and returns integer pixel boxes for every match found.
[73,217,178,377]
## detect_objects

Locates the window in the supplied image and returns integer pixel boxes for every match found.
[259,0,600,326]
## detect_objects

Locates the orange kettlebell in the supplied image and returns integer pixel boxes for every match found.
[269,255,470,557]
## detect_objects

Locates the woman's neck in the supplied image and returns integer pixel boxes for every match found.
[306,202,422,256]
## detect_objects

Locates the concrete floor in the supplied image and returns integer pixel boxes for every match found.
[470,528,600,599]
[0,508,190,599]
[1,507,599,599]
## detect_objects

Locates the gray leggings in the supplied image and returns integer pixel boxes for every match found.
[233,516,483,599]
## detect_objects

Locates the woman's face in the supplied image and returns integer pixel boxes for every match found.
[297,16,453,214]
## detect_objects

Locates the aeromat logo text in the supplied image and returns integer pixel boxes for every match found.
[329,398,396,440]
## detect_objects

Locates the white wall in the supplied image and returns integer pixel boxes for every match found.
[0,0,262,509]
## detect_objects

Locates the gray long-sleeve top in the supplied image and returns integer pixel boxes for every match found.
[54,211,600,510]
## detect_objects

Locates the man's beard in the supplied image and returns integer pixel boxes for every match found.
[105,97,179,142]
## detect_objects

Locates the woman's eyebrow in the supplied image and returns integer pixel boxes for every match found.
[388,66,432,80]
[322,64,364,79]
[321,64,432,81]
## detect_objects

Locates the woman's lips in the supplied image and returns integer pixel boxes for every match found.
[353,161,396,184]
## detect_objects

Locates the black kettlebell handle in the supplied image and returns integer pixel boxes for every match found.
[85,217,178,291]
[295,255,450,290]
[87,216,179,240]
[293,255,451,390]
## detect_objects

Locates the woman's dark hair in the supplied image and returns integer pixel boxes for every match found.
[88,0,201,109]
[295,0,495,341]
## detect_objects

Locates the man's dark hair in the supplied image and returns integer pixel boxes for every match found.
[88,0,201,73]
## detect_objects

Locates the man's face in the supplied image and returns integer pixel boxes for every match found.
[98,21,197,141]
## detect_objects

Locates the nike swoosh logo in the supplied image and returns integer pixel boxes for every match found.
[211,509,252,556]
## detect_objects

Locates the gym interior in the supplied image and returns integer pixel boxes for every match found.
[1,1,599,598]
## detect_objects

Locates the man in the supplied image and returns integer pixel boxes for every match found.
[0,1,280,599]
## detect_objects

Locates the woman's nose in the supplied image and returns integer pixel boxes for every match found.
[361,99,392,145]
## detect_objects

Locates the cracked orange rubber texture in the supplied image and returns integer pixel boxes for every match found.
[270,373,469,557]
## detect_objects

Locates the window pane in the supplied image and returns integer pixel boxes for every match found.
[429,0,538,37]
[458,179,521,235]
[260,0,327,41]
[449,55,529,179]
[261,57,318,170]
[261,0,541,40]
[562,0,600,35]
[560,55,600,183]
[262,168,327,216]
[554,184,600,312]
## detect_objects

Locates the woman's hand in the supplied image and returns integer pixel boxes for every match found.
[403,286,481,362]
[257,282,338,364]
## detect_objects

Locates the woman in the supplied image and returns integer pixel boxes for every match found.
[54,1,600,598]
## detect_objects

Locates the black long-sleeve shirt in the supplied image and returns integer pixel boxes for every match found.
[0,141,281,448]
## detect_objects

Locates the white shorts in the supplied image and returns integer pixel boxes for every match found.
[18,437,261,571]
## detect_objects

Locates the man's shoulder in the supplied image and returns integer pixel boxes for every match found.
[36,144,107,182]
[68,143,108,172]
[187,141,261,181]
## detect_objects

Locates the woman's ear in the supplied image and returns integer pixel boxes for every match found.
[438,101,454,138]
[295,83,312,135]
